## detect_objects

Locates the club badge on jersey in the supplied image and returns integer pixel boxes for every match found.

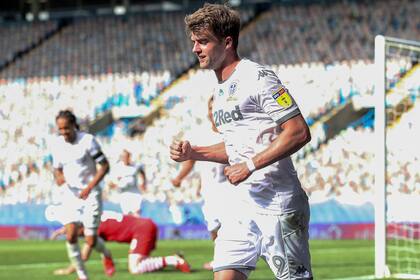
[272,86,293,108]
[226,80,238,102]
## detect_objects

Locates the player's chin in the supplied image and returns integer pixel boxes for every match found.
[198,60,209,69]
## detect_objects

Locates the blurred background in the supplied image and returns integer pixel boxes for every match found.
[0,0,419,279]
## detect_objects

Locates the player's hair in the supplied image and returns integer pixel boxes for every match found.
[55,110,80,130]
[185,3,241,50]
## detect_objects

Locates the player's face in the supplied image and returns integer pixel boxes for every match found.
[56,117,76,143]
[190,30,226,70]
[121,151,130,164]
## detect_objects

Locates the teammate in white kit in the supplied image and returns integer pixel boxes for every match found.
[108,149,146,217]
[51,110,114,280]
[171,96,231,270]
[170,4,313,280]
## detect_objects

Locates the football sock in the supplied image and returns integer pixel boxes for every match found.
[94,237,111,258]
[66,242,88,279]
[164,255,178,266]
[137,257,165,273]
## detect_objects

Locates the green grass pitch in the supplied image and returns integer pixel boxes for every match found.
[0,239,399,279]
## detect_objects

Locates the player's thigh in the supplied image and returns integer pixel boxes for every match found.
[82,190,102,233]
[214,269,249,280]
[260,207,312,280]
[213,217,258,274]
[130,226,157,256]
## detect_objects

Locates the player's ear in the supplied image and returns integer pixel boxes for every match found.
[225,36,233,49]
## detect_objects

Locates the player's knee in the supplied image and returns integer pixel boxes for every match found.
[66,232,78,243]
[85,235,97,247]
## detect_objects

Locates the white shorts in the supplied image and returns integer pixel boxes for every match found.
[201,182,233,232]
[213,200,312,280]
[119,192,143,215]
[59,186,102,235]
[202,205,222,232]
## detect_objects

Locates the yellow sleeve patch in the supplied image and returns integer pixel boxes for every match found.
[272,87,292,108]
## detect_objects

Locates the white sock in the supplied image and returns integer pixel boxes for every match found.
[137,257,165,273]
[164,255,178,266]
[66,242,88,279]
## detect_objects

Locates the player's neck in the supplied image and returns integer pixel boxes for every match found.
[215,54,241,83]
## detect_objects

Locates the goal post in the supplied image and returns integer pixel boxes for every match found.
[374,34,387,279]
[374,35,420,279]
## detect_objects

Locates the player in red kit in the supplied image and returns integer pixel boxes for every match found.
[51,210,190,276]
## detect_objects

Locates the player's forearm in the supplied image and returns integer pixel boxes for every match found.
[252,116,310,170]
[87,161,110,190]
[175,160,195,181]
[190,142,229,164]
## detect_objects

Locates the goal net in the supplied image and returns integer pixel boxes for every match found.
[374,35,420,279]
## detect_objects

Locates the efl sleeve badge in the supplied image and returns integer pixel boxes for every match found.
[272,87,293,108]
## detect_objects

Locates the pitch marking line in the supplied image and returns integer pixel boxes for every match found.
[0,258,126,270]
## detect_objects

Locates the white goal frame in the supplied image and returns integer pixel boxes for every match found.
[374,35,420,279]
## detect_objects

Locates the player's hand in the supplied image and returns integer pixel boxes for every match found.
[170,140,192,162]
[79,186,92,200]
[171,178,182,188]
[224,163,251,185]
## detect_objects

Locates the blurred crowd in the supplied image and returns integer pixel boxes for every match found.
[0,8,255,79]
[0,0,419,207]
[240,0,419,64]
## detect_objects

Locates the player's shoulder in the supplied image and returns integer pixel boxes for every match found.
[239,59,280,84]
[78,131,98,146]
[78,131,93,141]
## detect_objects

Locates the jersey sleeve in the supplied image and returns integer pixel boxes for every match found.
[87,135,107,164]
[254,69,301,125]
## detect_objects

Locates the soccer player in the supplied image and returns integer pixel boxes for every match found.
[171,96,231,271]
[170,3,313,280]
[51,210,191,275]
[108,149,146,217]
[50,110,114,280]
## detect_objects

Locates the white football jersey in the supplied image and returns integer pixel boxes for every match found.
[187,124,228,192]
[212,59,306,213]
[52,131,106,190]
[111,162,143,193]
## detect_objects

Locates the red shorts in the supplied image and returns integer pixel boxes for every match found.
[129,219,158,256]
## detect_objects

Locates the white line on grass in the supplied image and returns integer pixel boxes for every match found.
[330,276,376,280]
[315,247,372,254]
[0,258,126,270]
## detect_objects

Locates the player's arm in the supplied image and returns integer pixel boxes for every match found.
[253,114,310,168]
[89,158,110,189]
[80,137,110,199]
[225,114,310,185]
[53,168,66,186]
[80,158,110,199]
[170,140,229,164]
[171,160,195,187]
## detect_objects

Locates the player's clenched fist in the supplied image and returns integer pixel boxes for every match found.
[170,140,192,162]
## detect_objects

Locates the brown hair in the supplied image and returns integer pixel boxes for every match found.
[56,109,80,130]
[185,3,241,50]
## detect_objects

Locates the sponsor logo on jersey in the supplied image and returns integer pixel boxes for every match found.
[218,89,224,96]
[272,86,292,108]
[213,105,244,127]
